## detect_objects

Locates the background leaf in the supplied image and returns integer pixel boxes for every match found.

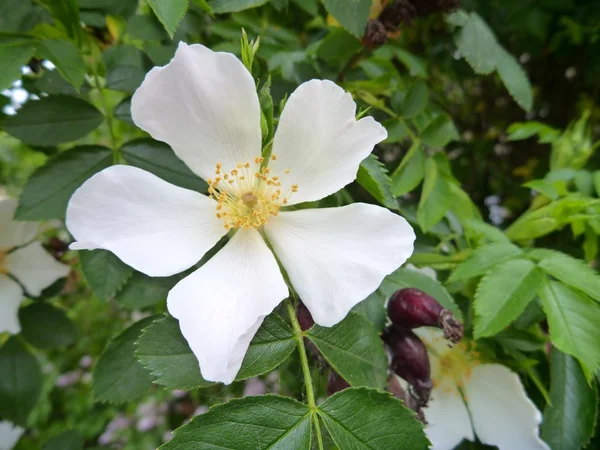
[42,430,84,450]
[453,12,498,74]
[80,249,133,300]
[147,0,188,37]
[356,154,398,210]
[322,0,371,37]
[37,39,86,90]
[19,303,77,349]
[496,47,533,112]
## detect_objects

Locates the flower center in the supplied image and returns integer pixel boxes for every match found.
[430,340,481,394]
[207,155,298,230]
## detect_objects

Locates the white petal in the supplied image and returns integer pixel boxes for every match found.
[167,228,288,384]
[66,165,227,277]
[269,80,387,205]
[0,275,23,335]
[464,364,550,450]
[264,203,414,326]
[422,381,474,450]
[414,327,454,359]
[5,242,70,297]
[131,42,262,181]
[0,421,24,450]
[0,198,38,251]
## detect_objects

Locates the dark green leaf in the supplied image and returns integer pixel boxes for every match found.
[322,0,371,37]
[0,337,42,425]
[211,0,270,14]
[0,41,36,90]
[93,317,156,403]
[417,156,451,231]
[351,289,387,331]
[448,242,523,282]
[420,115,459,148]
[19,303,77,349]
[356,154,398,210]
[162,395,311,449]
[316,27,362,62]
[113,97,133,124]
[42,430,84,450]
[391,143,425,196]
[496,47,533,112]
[454,12,499,74]
[318,388,428,449]
[80,249,133,300]
[15,146,113,220]
[306,313,388,388]
[148,0,188,37]
[120,139,207,192]
[4,96,103,146]
[401,80,429,118]
[103,44,147,94]
[116,271,179,309]
[126,14,169,41]
[35,69,79,95]
[37,39,86,90]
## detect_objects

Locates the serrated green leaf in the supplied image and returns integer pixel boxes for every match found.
[148,0,188,37]
[351,289,387,331]
[417,157,451,232]
[356,154,398,210]
[541,349,598,450]
[420,115,459,148]
[390,47,427,78]
[496,47,533,112]
[0,337,43,425]
[120,139,207,192]
[116,271,179,309]
[401,80,429,118]
[15,145,112,220]
[322,0,371,37]
[93,317,156,403]
[103,44,147,94]
[454,12,499,75]
[539,280,600,377]
[317,388,428,450]
[80,249,133,300]
[449,243,523,282]
[391,143,425,196]
[4,96,103,146]
[474,258,544,338]
[19,303,77,349]
[211,0,270,14]
[306,313,389,389]
[42,430,84,450]
[0,41,36,90]
[37,39,86,90]
[162,395,311,449]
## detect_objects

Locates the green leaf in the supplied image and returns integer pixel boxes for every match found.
[258,77,274,145]
[19,303,77,349]
[147,0,188,37]
[126,14,169,41]
[162,395,311,449]
[116,271,179,309]
[37,39,86,90]
[507,121,560,142]
[380,267,461,318]
[80,249,133,300]
[113,97,133,124]
[0,41,36,90]
[135,314,295,389]
[391,143,425,196]
[103,44,147,94]
[356,154,398,210]
[306,313,388,389]
[474,258,544,338]
[417,156,451,232]
[541,350,598,450]
[496,47,533,112]
[351,289,387,331]
[322,0,371,37]
[93,317,155,403]
[448,242,523,282]
[389,47,427,78]
[531,249,600,303]
[317,388,428,449]
[454,12,499,75]
[401,80,429,118]
[593,171,600,197]
[211,0,270,14]
[120,139,207,192]
[0,337,43,425]
[539,280,600,376]
[42,430,84,450]
[15,145,112,220]
[317,27,362,62]
[420,115,459,148]
[3,96,103,146]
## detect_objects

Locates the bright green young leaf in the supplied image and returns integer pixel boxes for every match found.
[574,170,593,196]
[356,154,398,210]
[449,242,523,282]
[15,145,112,220]
[391,143,425,196]
[317,388,428,450]
[116,271,179,309]
[507,121,560,142]
[42,430,84,450]
[401,80,429,118]
[162,395,311,449]
[80,249,133,300]
[496,47,533,112]
[420,115,459,148]
[474,258,545,338]
[147,0,188,37]
[0,41,36,90]
[93,317,156,403]
[0,337,43,425]
[4,96,103,146]
[454,12,499,74]
[306,313,388,389]
[19,303,77,349]
[120,139,208,192]
[258,77,274,145]
[37,39,86,90]
[322,0,371,37]
[211,0,270,14]
[524,179,561,200]
[417,156,451,232]
[541,350,598,450]
[539,280,600,377]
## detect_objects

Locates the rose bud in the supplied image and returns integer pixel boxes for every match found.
[327,371,350,396]
[387,288,463,344]
[384,327,432,406]
[362,20,388,49]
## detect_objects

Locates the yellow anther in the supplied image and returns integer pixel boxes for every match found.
[271,154,277,160]
[284,169,290,174]
[237,163,243,168]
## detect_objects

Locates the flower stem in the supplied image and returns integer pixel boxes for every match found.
[93,72,119,160]
[285,299,324,450]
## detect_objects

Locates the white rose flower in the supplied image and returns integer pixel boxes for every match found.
[66,42,415,384]
[0,421,24,450]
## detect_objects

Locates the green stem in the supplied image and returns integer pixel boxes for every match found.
[93,72,119,160]
[285,300,324,450]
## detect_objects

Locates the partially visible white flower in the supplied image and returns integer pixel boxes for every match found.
[66,43,415,384]
[0,198,70,334]
[417,328,550,450]
[0,421,24,450]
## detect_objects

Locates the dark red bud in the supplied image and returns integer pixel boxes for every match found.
[387,288,463,344]
[379,0,416,31]
[384,327,432,406]
[387,375,427,423]
[296,302,314,331]
[327,371,350,396]
[362,20,388,49]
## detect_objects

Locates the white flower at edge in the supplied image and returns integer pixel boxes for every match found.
[0,198,70,334]
[65,42,415,384]
[416,328,550,450]
[0,421,24,450]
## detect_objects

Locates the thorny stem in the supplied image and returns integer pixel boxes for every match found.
[93,72,119,162]
[285,299,324,450]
